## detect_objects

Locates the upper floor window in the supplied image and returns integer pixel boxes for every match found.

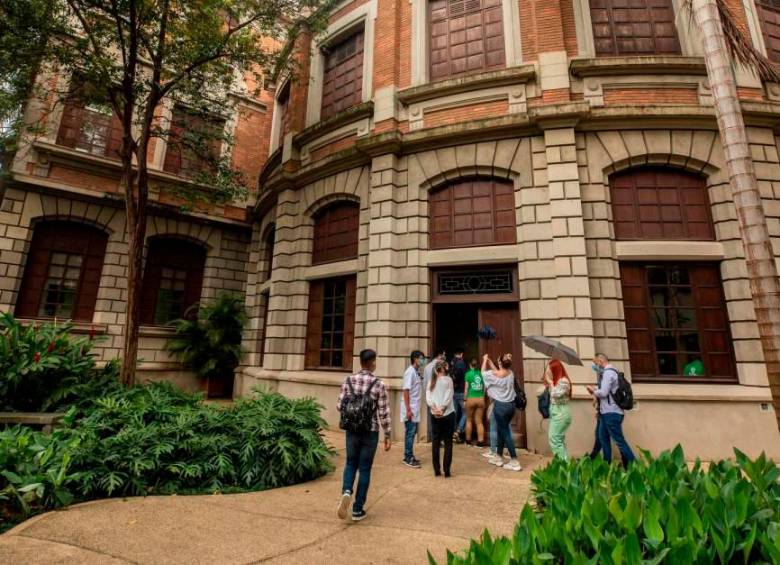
[430,177,516,249]
[756,0,780,62]
[321,28,365,121]
[163,106,225,178]
[140,238,206,325]
[610,168,714,241]
[276,81,291,148]
[57,81,123,159]
[16,221,108,321]
[620,262,736,382]
[590,0,681,56]
[305,276,357,369]
[429,0,505,81]
[312,201,360,264]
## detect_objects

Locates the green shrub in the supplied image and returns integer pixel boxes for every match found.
[437,446,780,564]
[0,383,334,527]
[166,293,246,382]
[0,313,119,412]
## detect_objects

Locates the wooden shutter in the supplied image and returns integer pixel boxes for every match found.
[276,82,291,148]
[430,177,516,249]
[610,168,714,241]
[312,202,360,264]
[56,99,84,149]
[757,0,780,62]
[321,29,365,120]
[16,222,107,321]
[429,0,505,81]
[305,280,325,368]
[689,264,736,379]
[163,110,185,175]
[343,276,357,370]
[259,292,270,367]
[590,0,681,56]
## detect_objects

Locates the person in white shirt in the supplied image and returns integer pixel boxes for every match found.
[401,350,425,468]
[422,348,446,439]
[426,359,456,477]
[482,353,522,472]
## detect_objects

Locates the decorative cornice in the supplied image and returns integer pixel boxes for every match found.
[294,101,374,147]
[397,65,536,105]
[569,56,708,78]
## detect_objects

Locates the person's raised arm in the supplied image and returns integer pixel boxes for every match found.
[481,354,490,372]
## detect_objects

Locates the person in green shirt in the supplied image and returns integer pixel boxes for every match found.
[683,358,704,376]
[463,358,486,446]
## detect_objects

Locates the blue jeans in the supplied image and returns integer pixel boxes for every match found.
[404,420,418,461]
[492,400,517,459]
[342,431,379,513]
[598,413,636,466]
[453,392,466,432]
[489,405,498,452]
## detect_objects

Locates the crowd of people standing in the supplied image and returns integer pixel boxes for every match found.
[335,348,635,522]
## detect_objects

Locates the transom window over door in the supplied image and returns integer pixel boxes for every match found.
[430,177,516,249]
[140,238,206,325]
[306,276,357,369]
[620,263,736,382]
[16,221,108,321]
[589,0,681,56]
[756,0,780,62]
[312,201,360,264]
[429,0,505,80]
[321,29,365,121]
[610,168,714,240]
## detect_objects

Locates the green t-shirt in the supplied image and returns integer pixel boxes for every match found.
[465,368,485,399]
[683,359,705,376]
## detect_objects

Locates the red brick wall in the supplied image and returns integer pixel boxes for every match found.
[232,103,272,190]
[374,0,402,92]
[423,100,509,128]
[561,0,579,56]
[47,166,122,194]
[309,135,358,161]
[604,87,699,105]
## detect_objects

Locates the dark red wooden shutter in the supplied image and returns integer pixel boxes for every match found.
[590,0,681,56]
[689,264,736,379]
[429,0,505,81]
[305,280,325,368]
[259,292,270,366]
[610,168,714,241]
[343,276,357,370]
[757,0,780,62]
[321,29,365,120]
[430,177,516,249]
[56,99,84,149]
[163,111,184,175]
[312,202,360,264]
[106,114,124,160]
[16,222,107,322]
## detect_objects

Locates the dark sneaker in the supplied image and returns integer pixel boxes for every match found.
[337,491,351,519]
[412,457,422,466]
[352,509,367,522]
[403,458,421,469]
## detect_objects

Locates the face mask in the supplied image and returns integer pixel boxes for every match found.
[591,363,599,373]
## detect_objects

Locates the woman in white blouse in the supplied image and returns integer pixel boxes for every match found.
[482,353,522,472]
[426,359,455,477]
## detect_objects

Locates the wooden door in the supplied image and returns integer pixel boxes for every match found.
[479,304,525,447]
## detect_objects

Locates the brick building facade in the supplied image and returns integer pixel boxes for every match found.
[5,0,780,458]
[237,0,780,459]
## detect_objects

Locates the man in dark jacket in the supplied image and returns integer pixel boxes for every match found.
[450,348,468,443]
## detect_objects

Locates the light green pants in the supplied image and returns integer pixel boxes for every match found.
[548,403,572,460]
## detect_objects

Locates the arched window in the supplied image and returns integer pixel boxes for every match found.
[312,201,360,264]
[263,224,276,282]
[16,221,108,321]
[609,168,714,240]
[430,177,516,249]
[140,238,206,325]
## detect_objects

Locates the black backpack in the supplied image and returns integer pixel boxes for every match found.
[612,371,635,411]
[513,378,527,411]
[538,388,551,419]
[339,376,378,433]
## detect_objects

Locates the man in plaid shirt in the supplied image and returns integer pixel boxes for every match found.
[336,349,392,522]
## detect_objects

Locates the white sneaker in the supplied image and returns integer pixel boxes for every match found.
[481,450,496,458]
[488,456,504,467]
[337,491,352,519]
[503,459,522,472]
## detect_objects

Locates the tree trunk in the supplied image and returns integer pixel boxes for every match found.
[120,215,145,387]
[692,0,780,431]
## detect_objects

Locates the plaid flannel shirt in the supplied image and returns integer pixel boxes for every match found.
[337,369,391,437]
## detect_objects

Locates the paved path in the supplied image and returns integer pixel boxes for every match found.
[0,433,547,564]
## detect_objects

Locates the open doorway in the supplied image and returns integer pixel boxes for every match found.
[434,303,479,362]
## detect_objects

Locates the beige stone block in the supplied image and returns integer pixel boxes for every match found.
[493,139,520,174]
[544,128,576,147]
[455,143,477,171]
[476,141,497,168]
[547,162,579,183]
[595,131,630,166]
[747,127,775,145]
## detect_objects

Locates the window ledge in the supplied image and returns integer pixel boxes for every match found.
[630,382,770,402]
[569,56,707,78]
[15,318,108,336]
[305,258,360,280]
[139,325,178,338]
[242,367,403,388]
[615,240,725,261]
[398,65,536,105]
[425,244,518,267]
[294,102,374,148]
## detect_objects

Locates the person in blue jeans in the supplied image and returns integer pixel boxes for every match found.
[401,350,425,468]
[450,349,468,442]
[587,353,636,467]
[337,349,392,522]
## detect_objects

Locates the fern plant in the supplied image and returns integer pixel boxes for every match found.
[166,293,246,381]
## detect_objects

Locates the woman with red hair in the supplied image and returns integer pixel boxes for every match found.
[543,359,573,460]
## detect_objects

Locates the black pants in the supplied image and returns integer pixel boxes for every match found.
[431,412,456,476]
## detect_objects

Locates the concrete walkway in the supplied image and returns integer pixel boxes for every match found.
[0,432,548,564]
